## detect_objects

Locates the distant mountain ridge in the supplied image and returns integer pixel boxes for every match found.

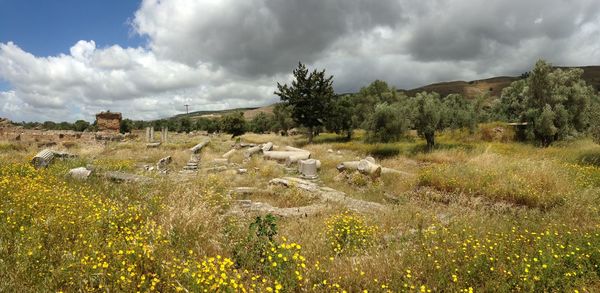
[401,65,600,99]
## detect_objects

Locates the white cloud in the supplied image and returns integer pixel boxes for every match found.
[0,41,279,121]
[1,0,600,122]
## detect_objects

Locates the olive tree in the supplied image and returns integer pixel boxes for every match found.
[413,92,444,150]
[500,59,594,146]
[364,102,411,143]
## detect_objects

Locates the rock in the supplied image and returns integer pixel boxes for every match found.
[68,167,92,180]
[237,168,248,174]
[230,200,326,217]
[327,149,334,153]
[269,177,320,192]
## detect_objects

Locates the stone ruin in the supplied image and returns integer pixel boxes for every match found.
[95,111,122,133]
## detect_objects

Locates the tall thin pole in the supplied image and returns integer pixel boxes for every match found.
[184,104,189,114]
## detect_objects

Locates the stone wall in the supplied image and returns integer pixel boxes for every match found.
[96,112,122,133]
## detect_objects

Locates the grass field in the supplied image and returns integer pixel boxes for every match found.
[1,128,600,292]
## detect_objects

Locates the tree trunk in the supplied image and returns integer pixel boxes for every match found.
[307,126,314,144]
[425,132,435,151]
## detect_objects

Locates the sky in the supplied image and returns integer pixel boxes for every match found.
[1,0,599,122]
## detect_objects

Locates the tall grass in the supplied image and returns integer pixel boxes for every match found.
[418,153,572,208]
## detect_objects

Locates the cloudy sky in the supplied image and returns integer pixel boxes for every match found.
[1,0,599,122]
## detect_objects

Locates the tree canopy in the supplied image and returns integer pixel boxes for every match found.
[499,59,595,146]
[275,62,336,143]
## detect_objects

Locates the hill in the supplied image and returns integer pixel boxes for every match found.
[402,65,600,99]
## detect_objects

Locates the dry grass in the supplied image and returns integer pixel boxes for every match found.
[418,153,572,208]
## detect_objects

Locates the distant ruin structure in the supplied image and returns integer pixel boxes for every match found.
[95,111,122,133]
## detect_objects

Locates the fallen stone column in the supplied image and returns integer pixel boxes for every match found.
[381,167,413,176]
[212,158,229,165]
[222,149,236,158]
[261,142,273,152]
[157,156,172,170]
[190,140,210,153]
[263,151,310,161]
[283,146,309,153]
[336,161,360,172]
[146,142,161,148]
[31,149,55,169]
[357,159,382,177]
[105,171,151,183]
[244,145,263,158]
[284,152,316,166]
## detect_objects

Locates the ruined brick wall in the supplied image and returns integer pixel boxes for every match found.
[96,112,122,133]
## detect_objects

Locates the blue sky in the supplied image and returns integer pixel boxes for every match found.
[0,0,144,57]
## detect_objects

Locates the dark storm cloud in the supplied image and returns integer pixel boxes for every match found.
[406,0,600,62]
[133,0,405,76]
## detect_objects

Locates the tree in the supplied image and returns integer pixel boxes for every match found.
[365,102,410,143]
[179,117,192,133]
[441,94,477,133]
[220,112,246,137]
[119,119,133,134]
[350,80,401,130]
[588,101,600,144]
[500,59,594,146]
[249,112,272,134]
[413,92,444,150]
[73,120,90,132]
[275,62,336,143]
[271,103,295,135]
[535,104,557,147]
[324,94,354,139]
